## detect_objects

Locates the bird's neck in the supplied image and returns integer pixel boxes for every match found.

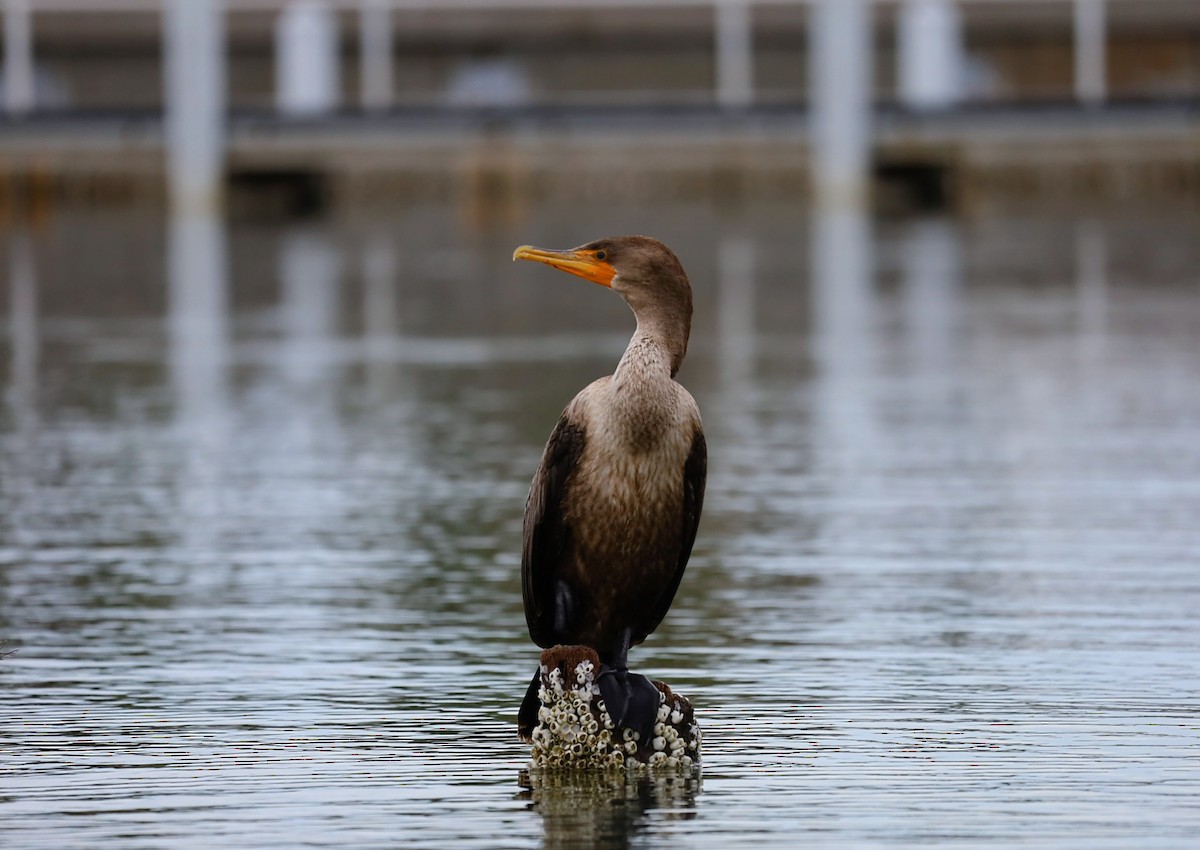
[609,328,680,451]
[615,317,687,385]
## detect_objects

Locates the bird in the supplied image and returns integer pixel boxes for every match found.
[512,236,707,743]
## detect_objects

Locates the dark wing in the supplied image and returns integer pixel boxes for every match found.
[637,427,707,643]
[522,413,586,647]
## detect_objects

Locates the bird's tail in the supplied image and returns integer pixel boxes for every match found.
[517,668,541,741]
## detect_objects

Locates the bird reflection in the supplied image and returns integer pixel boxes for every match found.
[517,768,699,850]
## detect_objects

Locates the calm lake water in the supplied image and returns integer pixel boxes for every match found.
[2,201,1198,849]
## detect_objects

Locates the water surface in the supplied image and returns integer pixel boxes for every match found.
[2,203,1198,848]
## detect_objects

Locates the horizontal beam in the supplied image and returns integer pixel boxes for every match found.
[0,103,1196,178]
[15,0,1192,13]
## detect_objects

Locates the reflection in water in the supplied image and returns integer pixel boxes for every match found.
[711,233,761,492]
[280,227,341,390]
[810,206,877,462]
[6,231,38,430]
[900,217,961,379]
[3,231,40,549]
[1075,219,1108,362]
[362,231,401,398]
[167,213,231,550]
[518,768,699,850]
[716,234,756,391]
[168,213,230,420]
[3,208,1200,849]
[262,226,353,550]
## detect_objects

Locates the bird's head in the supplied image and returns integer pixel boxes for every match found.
[512,236,692,326]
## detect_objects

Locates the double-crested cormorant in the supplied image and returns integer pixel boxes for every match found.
[512,236,707,742]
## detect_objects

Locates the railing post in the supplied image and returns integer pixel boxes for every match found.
[360,0,393,111]
[4,0,35,115]
[1073,0,1106,104]
[810,0,873,208]
[897,0,962,110]
[276,0,342,115]
[715,0,753,108]
[163,0,226,215]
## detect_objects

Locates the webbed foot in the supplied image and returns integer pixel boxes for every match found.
[597,666,660,743]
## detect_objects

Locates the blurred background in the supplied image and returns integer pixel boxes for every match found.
[0,0,1197,214]
[2,2,1199,849]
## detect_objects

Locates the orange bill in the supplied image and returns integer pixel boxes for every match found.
[512,245,616,288]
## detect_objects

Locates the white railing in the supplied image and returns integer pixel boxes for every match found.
[4,0,1166,113]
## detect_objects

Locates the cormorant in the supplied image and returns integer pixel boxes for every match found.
[512,236,707,743]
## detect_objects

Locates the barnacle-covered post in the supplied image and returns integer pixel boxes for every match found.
[520,645,701,771]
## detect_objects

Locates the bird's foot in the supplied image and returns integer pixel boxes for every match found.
[596,665,660,744]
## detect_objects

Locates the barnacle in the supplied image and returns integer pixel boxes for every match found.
[526,656,700,772]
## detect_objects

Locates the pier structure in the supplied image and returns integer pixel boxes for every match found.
[1,0,1197,210]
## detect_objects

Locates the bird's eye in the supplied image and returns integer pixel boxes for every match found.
[595,250,607,261]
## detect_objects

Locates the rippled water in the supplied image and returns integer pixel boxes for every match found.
[2,202,1198,849]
